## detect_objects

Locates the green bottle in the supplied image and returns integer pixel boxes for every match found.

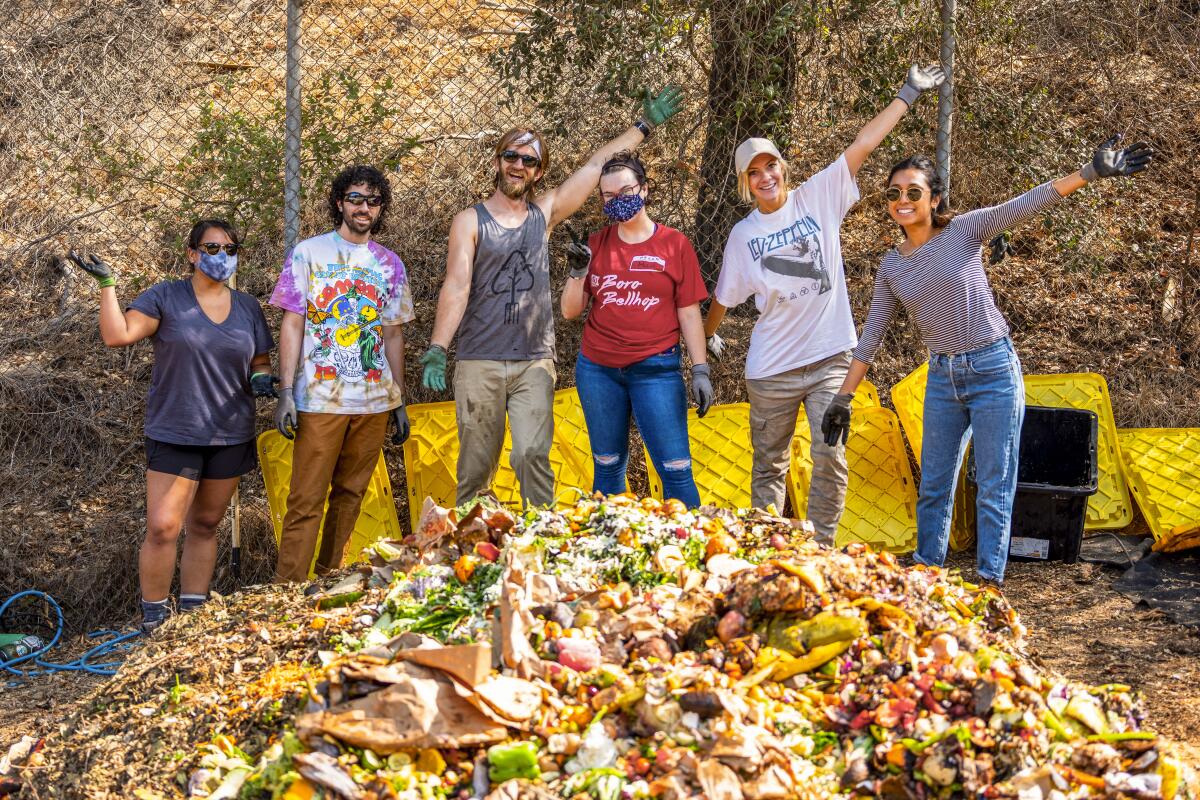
[0,634,44,661]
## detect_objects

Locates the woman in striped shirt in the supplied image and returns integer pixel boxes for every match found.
[825,136,1151,582]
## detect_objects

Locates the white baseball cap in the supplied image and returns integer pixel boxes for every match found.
[734,137,783,175]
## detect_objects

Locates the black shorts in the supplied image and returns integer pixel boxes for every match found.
[145,438,257,481]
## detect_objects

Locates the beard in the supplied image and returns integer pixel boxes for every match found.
[344,213,374,235]
[497,172,534,200]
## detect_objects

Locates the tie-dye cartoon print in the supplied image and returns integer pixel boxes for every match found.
[270,231,415,414]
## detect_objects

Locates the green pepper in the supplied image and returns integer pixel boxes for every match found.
[1042,710,1072,742]
[317,590,364,610]
[487,741,540,782]
[1086,731,1156,743]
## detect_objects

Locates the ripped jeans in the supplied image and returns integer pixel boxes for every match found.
[575,347,700,507]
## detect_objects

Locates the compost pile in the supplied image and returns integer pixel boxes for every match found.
[160,496,1188,800]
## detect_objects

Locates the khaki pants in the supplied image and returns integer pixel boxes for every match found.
[746,351,851,540]
[275,410,388,582]
[454,358,555,507]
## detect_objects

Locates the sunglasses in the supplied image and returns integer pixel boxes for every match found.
[343,193,384,207]
[501,150,541,168]
[196,243,239,256]
[885,186,927,202]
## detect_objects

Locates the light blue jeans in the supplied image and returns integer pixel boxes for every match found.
[913,337,1024,582]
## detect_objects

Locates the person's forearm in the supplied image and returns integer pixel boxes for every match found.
[678,305,706,365]
[561,277,587,320]
[1051,171,1088,198]
[843,99,909,176]
[837,359,871,396]
[384,325,406,403]
[250,354,272,375]
[430,282,470,349]
[278,313,304,389]
[703,301,727,339]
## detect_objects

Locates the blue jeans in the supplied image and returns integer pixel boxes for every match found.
[914,337,1024,582]
[575,347,701,507]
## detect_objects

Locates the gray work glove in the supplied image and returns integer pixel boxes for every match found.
[391,404,411,445]
[275,389,298,440]
[896,64,946,106]
[706,333,725,361]
[690,363,714,418]
[1080,133,1153,182]
[821,393,854,447]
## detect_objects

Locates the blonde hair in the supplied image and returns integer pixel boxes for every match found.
[493,128,548,201]
[737,156,791,206]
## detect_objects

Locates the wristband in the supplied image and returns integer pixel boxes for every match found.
[251,371,269,380]
[633,118,653,139]
[97,276,116,288]
[568,267,588,280]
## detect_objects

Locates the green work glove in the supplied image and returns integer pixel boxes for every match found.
[421,344,448,392]
[250,372,280,398]
[821,394,853,447]
[639,85,683,130]
[66,251,115,288]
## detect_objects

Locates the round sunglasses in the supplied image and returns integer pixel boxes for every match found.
[885,186,927,202]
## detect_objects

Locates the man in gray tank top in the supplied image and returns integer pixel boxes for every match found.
[420,87,683,507]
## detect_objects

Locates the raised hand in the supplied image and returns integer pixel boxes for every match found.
[896,64,946,106]
[640,85,683,129]
[421,344,448,392]
[67,251,116,287]
[1081,134,1153,181]
[566,228,592,280]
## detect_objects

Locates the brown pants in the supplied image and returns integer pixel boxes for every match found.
[275,410,388,582]
[454,358,556,508]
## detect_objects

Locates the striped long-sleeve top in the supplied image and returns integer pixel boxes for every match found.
[852,182,1062,363]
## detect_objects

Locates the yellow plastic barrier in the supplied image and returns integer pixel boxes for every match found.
[788,406,919,553]
[1117,428,1200,550]
[645,403,754,508]
[889,363,975,551]
[402,388,597,530]
[893,363,1132,530]
[258,430,402,577]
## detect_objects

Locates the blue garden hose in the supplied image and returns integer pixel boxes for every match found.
[0,590,141,680]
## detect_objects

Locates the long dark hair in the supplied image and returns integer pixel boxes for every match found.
[328,165,392,233]
[187,219,239,250]
[886,155,955,228]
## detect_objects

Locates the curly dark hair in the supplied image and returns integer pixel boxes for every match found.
[328,164,392,233]
[886,155,955,228]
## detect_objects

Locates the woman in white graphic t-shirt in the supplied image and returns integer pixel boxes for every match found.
[703,64,944,543]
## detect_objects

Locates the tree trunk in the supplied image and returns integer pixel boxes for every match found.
[694,0,799,285]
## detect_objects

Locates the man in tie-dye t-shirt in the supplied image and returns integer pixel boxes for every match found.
[269,165,415,582]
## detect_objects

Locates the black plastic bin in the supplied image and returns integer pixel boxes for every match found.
[968,405,1099,564]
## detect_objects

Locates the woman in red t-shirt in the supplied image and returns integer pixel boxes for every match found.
[561,152,712,506]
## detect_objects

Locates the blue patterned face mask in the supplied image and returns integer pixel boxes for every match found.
[603,192,645,223]
[197,251,237,282]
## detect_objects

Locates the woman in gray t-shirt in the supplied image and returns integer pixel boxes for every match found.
[68,219,275,633]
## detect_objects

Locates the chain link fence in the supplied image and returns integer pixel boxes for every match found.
[1,0,1198,625]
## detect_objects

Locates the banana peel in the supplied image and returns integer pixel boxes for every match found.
[764,611,866,656]
[754,641,852,682]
